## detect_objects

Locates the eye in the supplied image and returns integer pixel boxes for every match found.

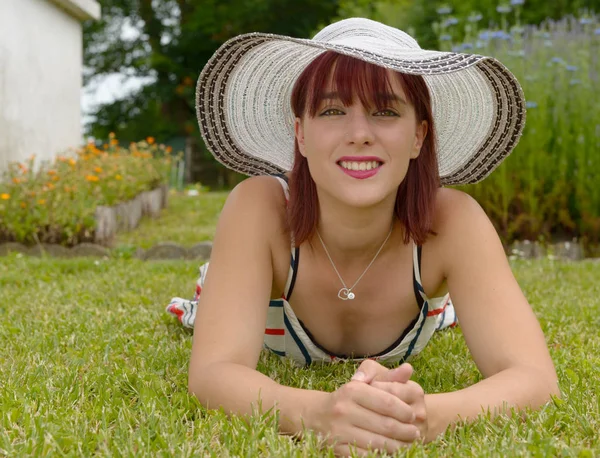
[320,108,345,116]
[374,109,399,117]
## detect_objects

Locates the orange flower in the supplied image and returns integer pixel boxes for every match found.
[109,132,116,139]
[175,85,185,95]
[0,193,9,200]
[183,76,194,86]
[20,202,26,209]
[68,158,76,166]
[166,146,173,153]
[86,175,99,182]
[103,144,108,149]
[47,170,57,176]
[146,136,155,145]
[52,176,60,182]
[115,174,122,180]
[12,177,21,184]
[18,163,28,173]
[47,183,55,190]
[37,199,46,205]
[110,138,118,146]
[94,167,103,174]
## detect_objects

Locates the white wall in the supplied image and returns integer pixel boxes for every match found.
[0,0,98,173]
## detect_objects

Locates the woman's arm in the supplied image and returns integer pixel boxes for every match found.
[188,176,322,433]
[425,188,559,440]
[188,177,420,452]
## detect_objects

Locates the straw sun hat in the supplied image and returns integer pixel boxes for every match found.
[196,18,525,185]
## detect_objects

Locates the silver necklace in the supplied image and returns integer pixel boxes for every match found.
[317,226,393,301]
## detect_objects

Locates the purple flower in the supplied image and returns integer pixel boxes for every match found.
[497,5,512,14]
[491,30,511,40]
[468,13,483,22]
[479,31,492,40]
[437,6,452,15]
[595,28,600,35]
[510,0,525,5]
[566,65,578,72]
[551,57,564,64]
[579,18,593,25]
[461,42,474,50]
[440,34,452,41]
[451,45,462,52]
[444,17,460,27]
[526,101,538,109]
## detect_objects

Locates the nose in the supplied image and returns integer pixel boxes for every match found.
[346,111,374,146]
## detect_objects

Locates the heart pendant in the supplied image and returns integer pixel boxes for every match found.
[338,288,356,300]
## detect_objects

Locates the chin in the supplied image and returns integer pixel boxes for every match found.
[335,184,397,209]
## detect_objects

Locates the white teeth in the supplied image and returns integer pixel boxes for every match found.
[339,160,381,171]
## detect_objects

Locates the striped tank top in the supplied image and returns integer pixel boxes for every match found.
[167,176,458,366]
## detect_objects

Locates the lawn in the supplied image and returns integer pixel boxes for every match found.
[0,191,598,456]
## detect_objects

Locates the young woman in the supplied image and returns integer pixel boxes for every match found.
[167,18,558,456]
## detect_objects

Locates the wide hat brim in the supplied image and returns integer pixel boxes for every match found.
[196,18,525,185]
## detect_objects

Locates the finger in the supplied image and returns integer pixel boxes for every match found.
[347,381,416,424]
[343,426,414,455]
[351,359,389,383]
[372,363,413,384]
[370,380,425,406]
[350,402,420,442]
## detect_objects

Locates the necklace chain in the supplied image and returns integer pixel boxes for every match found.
[317,226,393,301]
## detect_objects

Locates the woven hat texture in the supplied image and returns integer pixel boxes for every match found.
[196,18,526,185]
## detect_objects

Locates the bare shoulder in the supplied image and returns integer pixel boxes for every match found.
[431,187,493,238]
[218,176,288,235]
[430,187,502,272]
[224,175,287,217]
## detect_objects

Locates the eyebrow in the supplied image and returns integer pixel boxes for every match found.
[319,91,408,105]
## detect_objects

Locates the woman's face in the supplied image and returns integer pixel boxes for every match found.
[295,69,427,209]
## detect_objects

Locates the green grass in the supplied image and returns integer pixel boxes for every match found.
[0,253,598,456]
[114,190,229,249]
[2,191,599,456]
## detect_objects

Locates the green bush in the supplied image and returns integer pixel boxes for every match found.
[0,136,178,246]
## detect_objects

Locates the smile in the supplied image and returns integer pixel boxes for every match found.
[336,157,383,179]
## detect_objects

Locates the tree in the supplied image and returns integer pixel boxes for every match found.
[83,0,340,144]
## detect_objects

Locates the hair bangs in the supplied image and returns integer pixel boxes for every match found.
[302,53,403,117]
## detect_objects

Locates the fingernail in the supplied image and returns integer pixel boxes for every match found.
[351,371,366,382]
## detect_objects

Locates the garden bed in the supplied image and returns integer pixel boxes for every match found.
[0,136,176,247]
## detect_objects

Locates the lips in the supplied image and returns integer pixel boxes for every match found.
[337,156,383,179]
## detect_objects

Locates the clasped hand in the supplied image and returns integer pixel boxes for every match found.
[312,360,427,456]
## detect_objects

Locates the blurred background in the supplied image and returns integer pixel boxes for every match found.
[1,0,599,253]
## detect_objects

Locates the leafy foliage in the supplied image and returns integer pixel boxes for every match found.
[83,0,340,143]
[0,137,174,245]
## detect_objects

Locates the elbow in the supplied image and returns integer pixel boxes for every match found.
[187,364,209,403]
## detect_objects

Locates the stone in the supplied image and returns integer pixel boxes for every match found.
[510,240,534,259]
[160,184,169,209]
[94,206,117,246]
[186,241,213,260]
[28,244,71,257]
[114,202,130,231]
[141,188,163,218]
[552,241,584,261]
[0,242,29,256]
[128,197,144,230]
[70,243,111,258]
[142,242,187,260]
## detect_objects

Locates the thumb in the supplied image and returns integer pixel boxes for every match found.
[350,359,388,383]
[373,363,413,383]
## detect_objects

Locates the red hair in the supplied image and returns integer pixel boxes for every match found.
[289,51,440,246]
